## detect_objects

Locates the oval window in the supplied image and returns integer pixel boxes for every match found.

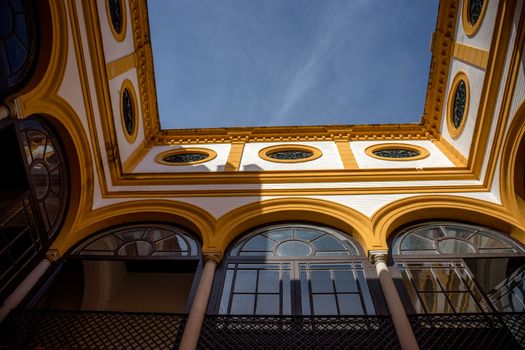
[365,144,429,161]
[120,80,138,143]
[447,72,470,139]
[259,145,322,163]
[154,148,217,165]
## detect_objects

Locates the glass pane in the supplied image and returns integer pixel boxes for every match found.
[294,228,323,241]
[115,229,146,241]
[258,270,280,293]
[300,270,311,315]
[44,192,60,228]
[233,270,257,293]
[230,294,255,315]
[239,251,274,257]
[401,234,435,251]
[242,235,275,251]
[356,270,375,314]
[44,142,59,169]
[313,295,338,315]
[311,235,346,251]
[85,235,122,251]
[493,293,525,312]
[438,239,476,254]
[468,233,512,249]
[402,249,439,255]
[145,228,174,241]
[446,292,482,313]
[156,236,186,252]
[117,240,153,256]
[433,269,467,291]
[49,167,61,196]
[310,270,333,293]
[263,228,292,241]
[413,227,445,240]
[27,131,46,160]
[401,270,425,313]
[256,294,280,315]
[338,294,364,315]
[443,225,477,239]
[333,270,358,293]
[282,271,291,315]
[276,240,312,256]
[219,270,234,314]
[420,292,454,313]
[31,164,49,199]
[410,269,441,292]
[315,251,350,256]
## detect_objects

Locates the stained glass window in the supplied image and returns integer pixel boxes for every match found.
[267,150,313,161]
[71,224,200,257]
[217,224,377,316]
[108,0,122,34]
[21,119,68,240]
[163,152,208,163]
[452,80,467,129]
[372,148,420,159]
[122,88,134,136]
[469,0,484,25]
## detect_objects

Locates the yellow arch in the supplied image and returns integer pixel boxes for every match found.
[371,195,525,246]
[500,100,525,229]
[215,197,375,255]
[53,200,216,255]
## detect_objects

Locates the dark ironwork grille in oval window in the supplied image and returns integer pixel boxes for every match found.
[122,88,134,135]
[267,150,313,160]
[373,148,420,159]
[469,0,484,25]
[108,0,122,34]
[163,153,208,163]
[452,80,467,129]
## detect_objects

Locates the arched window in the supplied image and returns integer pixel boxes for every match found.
[214,224,377,316]
[391,222,525,314]
[35,224,202,314]
[20,118,68,240]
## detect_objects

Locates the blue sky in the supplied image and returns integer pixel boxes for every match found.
[148,0,439,129]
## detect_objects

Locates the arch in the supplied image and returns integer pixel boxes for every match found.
[215,198,374,254]
[500,100,525,230]
[371,195,524,246]
[55,200,216,255]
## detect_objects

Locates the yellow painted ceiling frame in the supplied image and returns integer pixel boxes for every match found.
[119,78,139,144]
[462,0,488,37]
[154,147,218,166]
[258,144,322,163]
[365,143,430,161]
[447,71,470,140]
[105,0,127,42]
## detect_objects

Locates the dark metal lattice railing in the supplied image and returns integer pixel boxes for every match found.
[198,315,401,349]
[0,310,187,350]
[409,313,525,350]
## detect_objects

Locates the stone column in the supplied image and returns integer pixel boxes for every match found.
[179,251,221,350]
[0,250,60,321]
[369,250,419,350]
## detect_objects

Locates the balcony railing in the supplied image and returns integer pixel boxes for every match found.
[0,310,187,350]
[409,313,525,350]
[198,315,401,349]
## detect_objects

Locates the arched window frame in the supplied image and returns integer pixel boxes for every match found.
[211,223,384,316]
[390,221,525,314]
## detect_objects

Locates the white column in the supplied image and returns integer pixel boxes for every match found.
[0,104,11,120]
[179,252,221,350]
[370,250,419,350]
[0,250,60,321]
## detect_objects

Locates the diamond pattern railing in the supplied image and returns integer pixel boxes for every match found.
[0,310,187,350]
[409,313,525,350]
[198,315,401,349]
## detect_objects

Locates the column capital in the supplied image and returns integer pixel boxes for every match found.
[45,249,61,262]
[203,249,222,264]
[368,249,388,264]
